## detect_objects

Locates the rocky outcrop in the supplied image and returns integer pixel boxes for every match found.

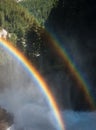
[0,29,8,39]
[0,108,13,130]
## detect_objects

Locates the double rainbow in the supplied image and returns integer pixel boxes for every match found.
[0,28,95,129]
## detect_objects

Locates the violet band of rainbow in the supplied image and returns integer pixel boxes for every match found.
[0,38,65,130]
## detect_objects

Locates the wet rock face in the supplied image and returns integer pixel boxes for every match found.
[0,107,13,130]
[44,0,96,111]
[0,122,8,130]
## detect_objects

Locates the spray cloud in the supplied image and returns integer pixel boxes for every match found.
[0,46,57,130]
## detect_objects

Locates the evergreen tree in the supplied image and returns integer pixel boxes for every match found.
[20,0,58,25]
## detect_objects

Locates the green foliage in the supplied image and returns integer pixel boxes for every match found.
[0,11,4,27]
[0,0,37,37]
[0,0,59,65]
[25,24,41,60]
[20,0,58,25]
[8,33,17,46]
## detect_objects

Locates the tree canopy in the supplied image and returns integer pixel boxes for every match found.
[1,1,38,35]
[0,0,59,66]
[20,0,58,25]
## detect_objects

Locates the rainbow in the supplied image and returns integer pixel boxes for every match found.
[0,27,95,129]
[0,38,65,130]
[41,29,95,110]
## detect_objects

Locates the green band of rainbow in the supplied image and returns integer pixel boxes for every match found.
[0,38,65,130]
[41,29,95,110]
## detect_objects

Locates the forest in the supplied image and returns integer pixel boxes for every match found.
[0,0,59,66]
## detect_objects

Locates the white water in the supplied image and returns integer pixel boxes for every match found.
[6,110,96,130]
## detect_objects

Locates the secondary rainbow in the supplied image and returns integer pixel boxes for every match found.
[42,29,95,110]
[0,38,65,130]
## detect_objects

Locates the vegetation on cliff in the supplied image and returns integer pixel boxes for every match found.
[0,0,41,51]
[20,0,58,25]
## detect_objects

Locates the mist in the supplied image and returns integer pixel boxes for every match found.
[62,110,96,130]
[0,46,57,130]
